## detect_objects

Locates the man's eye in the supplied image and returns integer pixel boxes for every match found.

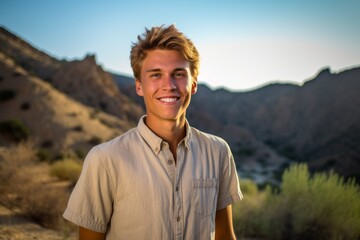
[150,73,161,78]
[173,72,185,78]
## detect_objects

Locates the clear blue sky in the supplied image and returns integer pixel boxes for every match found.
[1,0,359,91]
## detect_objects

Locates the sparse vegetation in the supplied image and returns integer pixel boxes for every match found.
[72,125,83,132]
[21,185,68,229]
[233,164,360,240]
[50,159,82,183]
[0,143,71,230]
[41,139,54,148]
[13,72,22,77]
[75,149,86,159]
[90,109,99,119]
[0,142,35,193]
[99,101,107,110]
[0,119,29,141]
[54,152,65,161]
[37,148,51,162]
[99,118,116,128]
[0,89,16,101]
[279,145,297,160]
[1,142,359,239]
[67,112,77,117]
[20,101,30,110]
[89,136,102,145]
[18,60,30,70]
[44,77,52,83]
[236,141,256,157]
[256,156,268,167]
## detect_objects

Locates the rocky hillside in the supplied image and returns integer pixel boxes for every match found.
[0,27,60,80]
[0,26,143,122]
[0,26,140,158]
[0,51,132,157]
[187,67,360,181]
[50,54,142,121]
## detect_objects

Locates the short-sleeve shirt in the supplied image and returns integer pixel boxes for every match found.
[63,116,242,240]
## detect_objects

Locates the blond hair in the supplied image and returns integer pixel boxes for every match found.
[130,24,200,81]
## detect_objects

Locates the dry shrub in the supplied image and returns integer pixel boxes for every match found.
[21,185,69,229]
[50,159,82,184]
[0,142,72,230]
[0,142,35,199]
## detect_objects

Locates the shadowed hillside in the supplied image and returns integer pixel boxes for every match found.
[188,67,360,181]
[0,51,131,157]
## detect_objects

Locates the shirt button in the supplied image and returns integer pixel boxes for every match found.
[176,186,179,191]
[177,216,180,222]
[167,159,173,165]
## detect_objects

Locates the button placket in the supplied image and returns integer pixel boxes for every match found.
[161,142,176,183]
[174,147,185,239]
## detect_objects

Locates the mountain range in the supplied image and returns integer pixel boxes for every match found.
[1,26,359,184]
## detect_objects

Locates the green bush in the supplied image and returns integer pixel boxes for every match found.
[37,148,51,162]
[88,136,102,145]
[50,159,82,183]
[0,89,16,101]
[75,149,86,159]
[72,125,83,132]
[284,165,360,239]
[0,119,29,141]
[20,101,31,110]
[236,141,256,157]
[233,179,270,238]
[233,164,360,240]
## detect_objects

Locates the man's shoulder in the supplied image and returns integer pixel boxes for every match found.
[94,127,139,152]
[190,126,228,147]
[81,127,141,168]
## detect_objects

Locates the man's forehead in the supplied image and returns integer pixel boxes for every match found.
[142,50,190,71]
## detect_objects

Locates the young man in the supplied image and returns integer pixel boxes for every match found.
[63,25,242,240]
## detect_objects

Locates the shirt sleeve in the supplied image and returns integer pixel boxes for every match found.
[63,146,115,233]
[216,141,243,210]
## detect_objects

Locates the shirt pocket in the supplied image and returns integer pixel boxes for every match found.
[192,178,218,217]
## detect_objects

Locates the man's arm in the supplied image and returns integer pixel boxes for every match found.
[79,227,106,240]
[215,205,236,240]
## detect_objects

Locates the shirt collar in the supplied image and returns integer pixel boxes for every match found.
[137,115,192,155]
[183,120,192,149]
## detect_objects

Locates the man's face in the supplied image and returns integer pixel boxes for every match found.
[135,49,197,124]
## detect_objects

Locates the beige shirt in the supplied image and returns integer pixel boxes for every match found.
[63,116,242,240]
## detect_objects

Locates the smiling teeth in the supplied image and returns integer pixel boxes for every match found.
[160,98,177,103]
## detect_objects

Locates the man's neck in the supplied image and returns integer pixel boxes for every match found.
[145,116,186,161]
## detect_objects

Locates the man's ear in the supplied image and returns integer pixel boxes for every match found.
[191,80,198,95]
[135,79,144,96]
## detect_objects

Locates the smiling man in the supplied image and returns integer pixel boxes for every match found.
[63,25,242,240]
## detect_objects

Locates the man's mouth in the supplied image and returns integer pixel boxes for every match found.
[159,97,179,103]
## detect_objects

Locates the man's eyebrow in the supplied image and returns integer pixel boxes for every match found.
[145,68,161,73]
[173,68,187,72]
[145,68,187,73]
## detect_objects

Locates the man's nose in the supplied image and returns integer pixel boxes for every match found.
[162,75,177,90]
